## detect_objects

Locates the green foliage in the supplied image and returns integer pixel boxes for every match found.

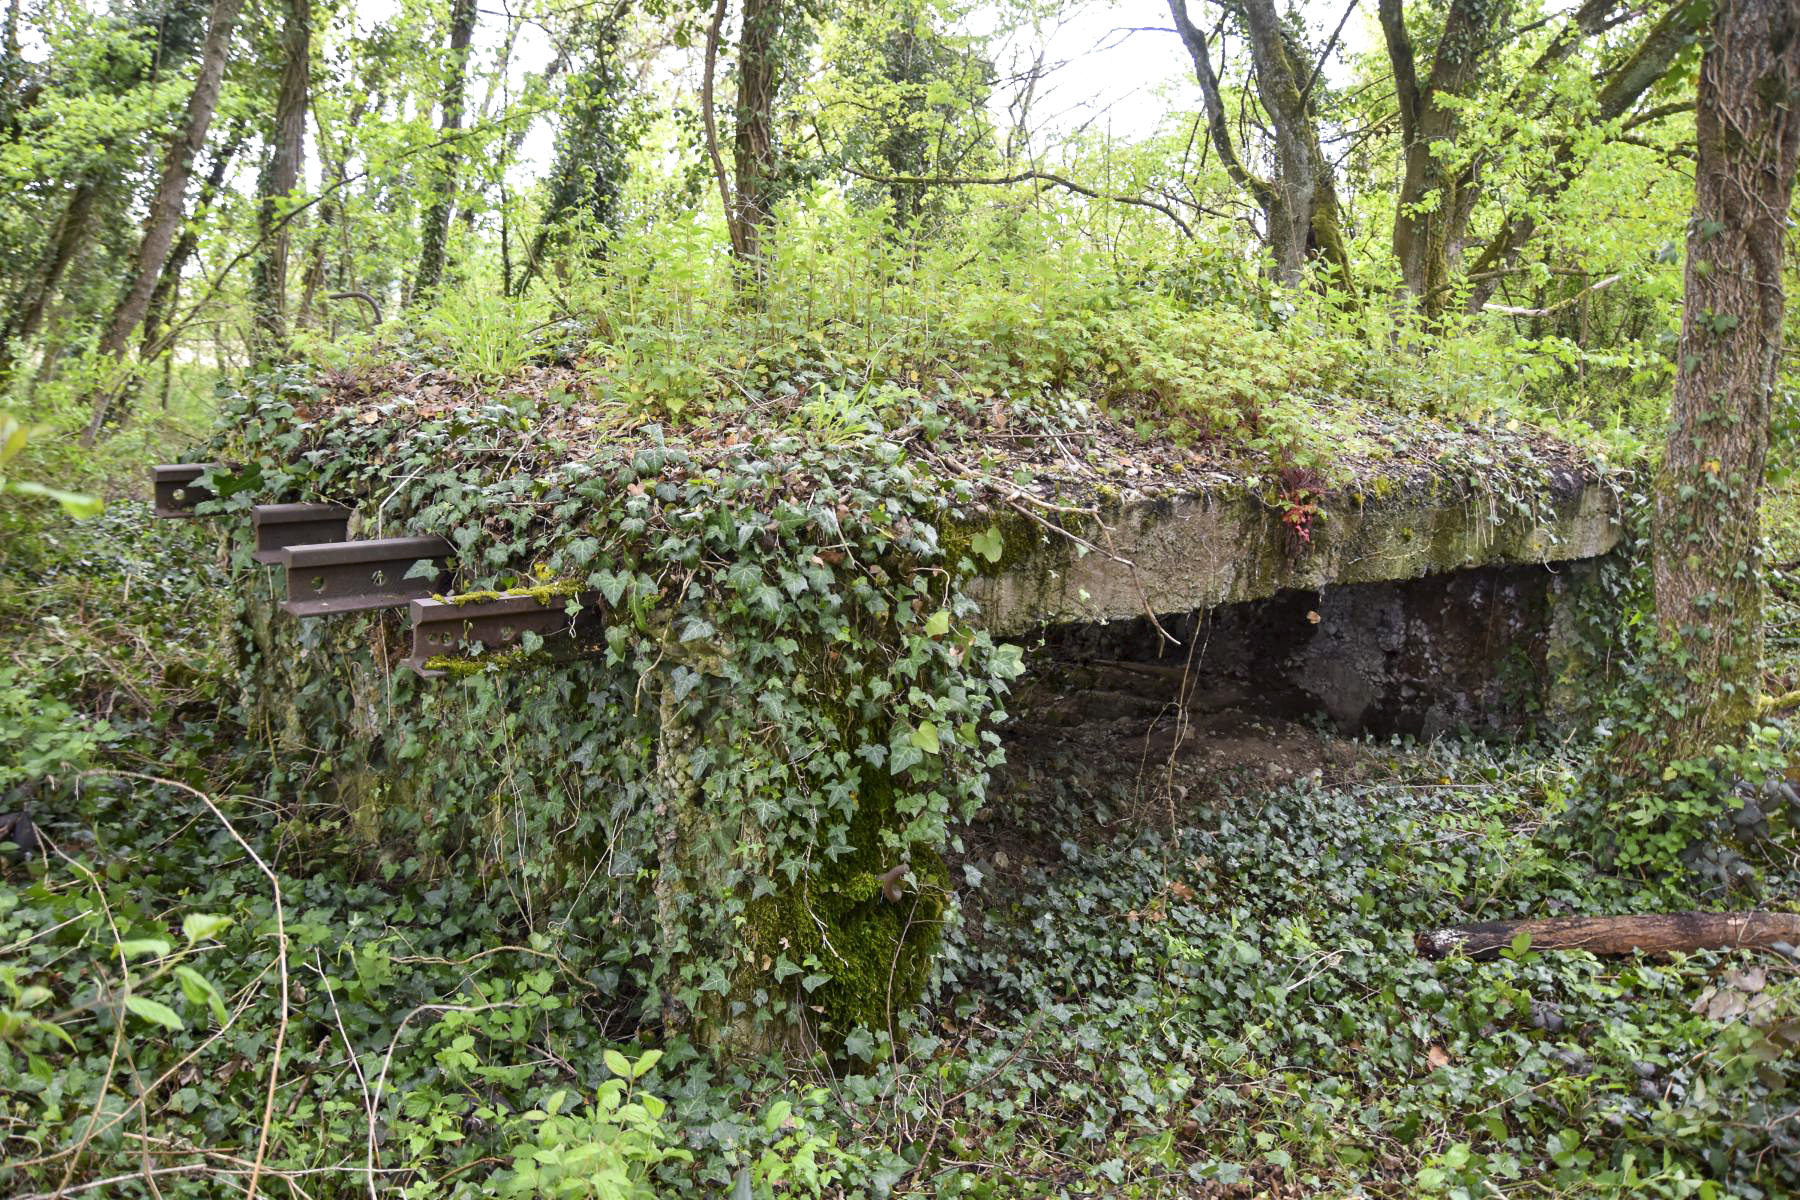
[415,281,552,381]
[0,413,101,517]
[493,1054,690,1199]
[4,468,1797,1198]
[1556,503,1800,885]
[908,736,1800,1196]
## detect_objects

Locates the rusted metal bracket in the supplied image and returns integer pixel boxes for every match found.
[250,503,353,564]
[151,464,221,518]
[278,536,453,617]
[403,592,602,678]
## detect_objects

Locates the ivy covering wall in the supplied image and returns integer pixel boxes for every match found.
[209,368,1024,1051]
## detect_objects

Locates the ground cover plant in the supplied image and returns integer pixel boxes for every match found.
[1,497,1797,1198]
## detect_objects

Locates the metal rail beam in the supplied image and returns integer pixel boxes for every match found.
[151,464,221,518]
[278,536,454,617]
[251,503,353,564]
[403,592,602,678]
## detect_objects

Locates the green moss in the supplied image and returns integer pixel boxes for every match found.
[421,654,490,678]
[937,509,1040,578]
[435,580,585,605]
[740,764,949,1050]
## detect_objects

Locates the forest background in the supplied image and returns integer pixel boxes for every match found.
[3,0,1800,1195]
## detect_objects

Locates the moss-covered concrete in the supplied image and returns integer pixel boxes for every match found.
[737,764,948,1053]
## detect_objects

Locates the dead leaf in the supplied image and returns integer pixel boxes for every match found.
[1727,966,1767,993]
[1427,1044,1451,1071]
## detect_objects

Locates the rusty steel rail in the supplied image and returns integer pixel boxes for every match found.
[250,503,353,564]
[278,536,453,617]
[403,592,602,678]
[151,464,221,518]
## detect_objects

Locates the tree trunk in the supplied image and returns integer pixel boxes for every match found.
[730,0,781,262]
[1233,0,1348,287]
[252,0,310,358]
[1167,0,1349,289]
[0,178,98,388]
[1644,0,1800,753]
[108,133,244,428]
[1383,0,1513,310]
[414,0,478,303]
[83,0,244,445]
[1418,911,1800,960]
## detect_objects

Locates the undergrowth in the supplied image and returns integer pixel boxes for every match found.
[1,483,1796,1197]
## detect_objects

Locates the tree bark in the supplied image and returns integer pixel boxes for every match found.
[703,0,745,259]
[730,0,782,262]
[83,0,244,444]
[103,133,245,428]
[414,0,478,303]
[0,178,99,387]
[251,0,310,357]
[1418,912,1800,960]
[1644,0,1800,752]
[1383,0,1513,309]
[1167,0,1350,288]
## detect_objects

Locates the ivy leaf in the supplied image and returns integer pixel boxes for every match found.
[910,722,941,755]
[970,525,1004,563]
[843,1027,875,1061]
[589,570,629,606]
[124,996,184,1031]
[800,972,831,993]
[923,610,950,637]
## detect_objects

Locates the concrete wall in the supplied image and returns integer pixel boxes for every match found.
[966,469,1620,637]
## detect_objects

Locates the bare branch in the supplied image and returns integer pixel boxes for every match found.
[838,164,1194,238]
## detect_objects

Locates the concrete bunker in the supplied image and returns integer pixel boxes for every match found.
[1017,559,1606,744]
[168,394,1627,1054]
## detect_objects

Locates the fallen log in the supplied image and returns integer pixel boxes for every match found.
[1416,912,1800,961]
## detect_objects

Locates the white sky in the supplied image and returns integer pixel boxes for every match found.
[1016,0,1372,141]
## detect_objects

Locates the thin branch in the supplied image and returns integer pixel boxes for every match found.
[1301,0,1358,102]
[700,0,741,257]
[838,164,1193,237]
[1484,272,1622,316]
[326,290,382,324]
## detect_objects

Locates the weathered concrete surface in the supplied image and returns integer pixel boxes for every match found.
[967,470,1620,636]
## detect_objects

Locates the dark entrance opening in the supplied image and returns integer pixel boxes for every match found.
[1015,562,1576,741]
